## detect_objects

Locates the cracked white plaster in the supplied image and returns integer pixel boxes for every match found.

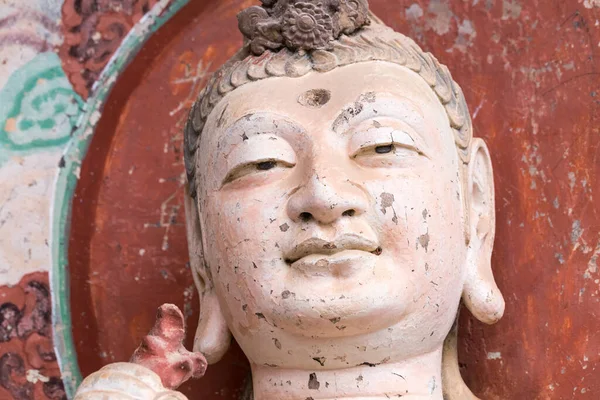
[0,150,62,285]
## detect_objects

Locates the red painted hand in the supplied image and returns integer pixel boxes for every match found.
[130,304,208,390]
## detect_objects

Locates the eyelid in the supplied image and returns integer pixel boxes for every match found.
[221,158,295,186]
[349,126,427,158]
[220,134,296,186]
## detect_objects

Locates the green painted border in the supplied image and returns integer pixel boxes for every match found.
[0,52,85,166]
[50,0,189,397]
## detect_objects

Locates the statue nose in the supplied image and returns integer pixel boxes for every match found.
[286,174,368,225]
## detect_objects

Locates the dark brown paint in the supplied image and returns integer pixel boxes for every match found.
[0,273,65,400]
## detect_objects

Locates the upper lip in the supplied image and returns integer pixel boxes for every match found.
[285,234,380,263]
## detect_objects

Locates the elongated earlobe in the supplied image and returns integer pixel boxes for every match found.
[184,187,232,364]
[462,139,505,325]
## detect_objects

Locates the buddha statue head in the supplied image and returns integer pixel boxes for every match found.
[182,1,505,398]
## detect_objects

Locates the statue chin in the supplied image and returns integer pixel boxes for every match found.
[267,299,408,340]
[212,251,385,333]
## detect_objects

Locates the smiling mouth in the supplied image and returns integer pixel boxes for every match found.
[284,236,382,264]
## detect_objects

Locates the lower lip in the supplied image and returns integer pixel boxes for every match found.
[290,249,377,278]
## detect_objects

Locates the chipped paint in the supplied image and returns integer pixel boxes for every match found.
[428,376,437,394]
[502,0,522,20]
[584,242,600,279]
[142,172,187,251]
[571,220,583,245]
[451,20,477,53]
[26,369,50,384]
[405,3,424,20]
[426,0,454,36]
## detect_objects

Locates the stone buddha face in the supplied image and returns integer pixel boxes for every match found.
[183,17,505,399]
[197,61,466,364]
[189,62,500,356]
[72,3,505,399]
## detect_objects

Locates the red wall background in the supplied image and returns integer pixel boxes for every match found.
[1,1,597,399]
[66,1,600,399]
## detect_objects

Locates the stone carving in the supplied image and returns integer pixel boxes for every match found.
[183,25,472,200]
[74,363,188,400]
[75,305,203,399]
[281,2,334,50]
[130,305,207,390]
[75,1,504,399]
[237,0,369,55]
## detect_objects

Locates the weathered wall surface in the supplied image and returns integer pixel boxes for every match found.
[1,1,74,398]
[0,0,169,398]
[381,1,600,398]
[0,0,599,399]
[0,0,72,287]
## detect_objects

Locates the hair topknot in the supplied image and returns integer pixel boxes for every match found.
[237,0,371,56]
[184,22,473,198]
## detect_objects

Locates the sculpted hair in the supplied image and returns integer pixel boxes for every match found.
[184,22,473,199]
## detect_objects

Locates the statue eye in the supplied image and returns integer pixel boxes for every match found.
[375,145,394,154]
[350,135,426,168]
[222,159,295,186]
[220,133,297,187]
[348,121,429,168]
[257,161,277,170]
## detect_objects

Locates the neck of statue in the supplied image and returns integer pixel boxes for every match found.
[250,348,443,400]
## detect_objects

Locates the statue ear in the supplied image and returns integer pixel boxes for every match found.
[184,186,232,364]
[462,139,505,325]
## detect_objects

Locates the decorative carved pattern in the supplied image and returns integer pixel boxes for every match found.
[184,23,473,199]
[0,273,65,400]
[281,2,334,51]
[59,0,159,99]
[74,363,188,400]
[237,0,370,55]
[130,304,207,390]
[74,306,206,399]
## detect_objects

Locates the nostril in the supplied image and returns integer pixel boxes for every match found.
[299,212,312,222]
[342,209,356,217]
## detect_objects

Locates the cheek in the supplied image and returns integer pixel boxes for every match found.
[371,164,461,226]
[202,190,288,293]
[206,190,283,243]
[368,166,465,284]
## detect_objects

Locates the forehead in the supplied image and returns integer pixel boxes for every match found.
[204,61,450,136]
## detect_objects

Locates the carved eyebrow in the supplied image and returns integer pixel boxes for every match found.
[224,113,302,139]
[331,92,377,133]
[218,112,307,157]
[331,92,425,133]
